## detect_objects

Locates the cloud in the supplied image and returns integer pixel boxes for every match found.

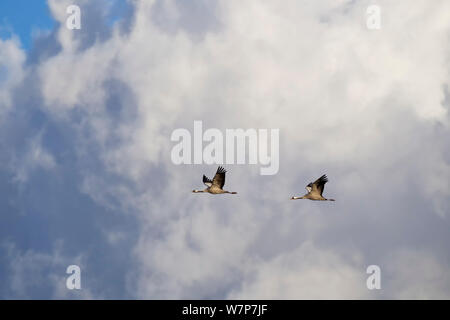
[10,130,56,184]
[386,249,450,299]
[2,242,95,299]
[0,37,25,114]
[228,242,369,299]
[0,0,449,299]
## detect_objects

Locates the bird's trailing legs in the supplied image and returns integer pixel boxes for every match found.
[290,196,335,201]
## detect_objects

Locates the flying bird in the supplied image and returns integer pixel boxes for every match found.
[291,174,335,201]
[192,166,237,195]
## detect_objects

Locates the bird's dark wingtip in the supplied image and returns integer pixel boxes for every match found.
[217,166,227,174]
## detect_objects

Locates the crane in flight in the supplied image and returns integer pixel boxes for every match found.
[291,174,335,201]
[192,166,238,195]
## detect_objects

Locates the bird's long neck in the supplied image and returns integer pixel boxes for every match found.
[192,189,205,193]
[225,191,237,194]
[291,196,306,200]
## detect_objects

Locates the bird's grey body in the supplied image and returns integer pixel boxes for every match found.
[193,166,237,195]
[291,174,335,201]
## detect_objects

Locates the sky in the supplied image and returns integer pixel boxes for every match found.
[0,1,54,50]
[0,0,449,299]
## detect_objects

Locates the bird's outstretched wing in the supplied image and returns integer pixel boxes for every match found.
[305,182,313,193]
[203,175,213,187]
[212,166,226,189]
[312,174,328,196]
